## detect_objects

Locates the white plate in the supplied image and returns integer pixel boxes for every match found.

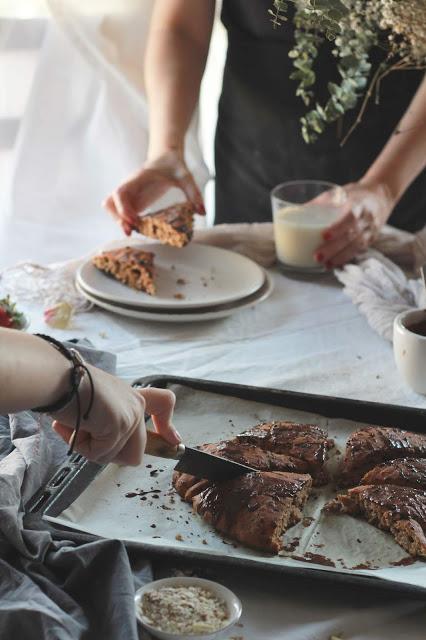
[76,272,273,323]
[77,242,265,310]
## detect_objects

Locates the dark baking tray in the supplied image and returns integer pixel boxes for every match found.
[27,375,426,597]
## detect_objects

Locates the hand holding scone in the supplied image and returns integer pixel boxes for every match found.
[52,373,181,466]
[315,182,394,268]
[103,150,205,235]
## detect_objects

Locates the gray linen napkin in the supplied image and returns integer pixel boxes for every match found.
[0,340,151,640]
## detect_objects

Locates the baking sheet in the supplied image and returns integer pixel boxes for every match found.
[45,385,426,590]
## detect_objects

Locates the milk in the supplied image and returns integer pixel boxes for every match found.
[273,204,340,269]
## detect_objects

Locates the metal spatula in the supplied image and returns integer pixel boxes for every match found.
[145,430,255,481]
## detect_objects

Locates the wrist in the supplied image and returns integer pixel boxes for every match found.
[147,138,184,162]
[358,176,396,225]
[360,173,398,209]
[50,362,95,425]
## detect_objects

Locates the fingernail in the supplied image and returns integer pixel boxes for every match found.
[323,231,332,241]
[325,260,333,270]
[198,204,206,215]
[315,252,324,263]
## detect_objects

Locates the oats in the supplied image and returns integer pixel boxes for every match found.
[140,585,229,634]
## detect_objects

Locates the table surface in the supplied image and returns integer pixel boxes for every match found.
[3,217,426,639]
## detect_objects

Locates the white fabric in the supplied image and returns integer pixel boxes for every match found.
[335,250,426,342]
[3,2,209,244]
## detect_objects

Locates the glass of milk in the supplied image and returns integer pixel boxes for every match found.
[271,180,346,272]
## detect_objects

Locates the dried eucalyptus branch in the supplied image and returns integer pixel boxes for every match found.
[270,0,426,143]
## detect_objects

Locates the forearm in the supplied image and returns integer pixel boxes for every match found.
[0,330,71,414]
[361,76,426,206]
[145,0,215,158]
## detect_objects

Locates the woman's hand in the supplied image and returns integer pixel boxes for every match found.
[315,182,395,268]
[51,366,180,466]
[103,150,205,235]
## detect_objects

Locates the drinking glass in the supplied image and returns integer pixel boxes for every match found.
[271,180,346,273]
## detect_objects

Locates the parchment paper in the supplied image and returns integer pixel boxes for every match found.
[45,385,426,590]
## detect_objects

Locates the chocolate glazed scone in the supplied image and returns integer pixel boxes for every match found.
[326,485,426,558]
[235,421,333,486]
[92,246,156,295]
[172,438,311,503]
[172,419,332,504]
[137,202,195,248]
[361,458,426,490]
[192,472,312,554]
[339,427,426,487]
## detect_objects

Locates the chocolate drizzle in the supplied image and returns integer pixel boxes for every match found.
[195,471,310,536]
[361,458,426,490]
[234,421,333,484]
[341,427,426,486]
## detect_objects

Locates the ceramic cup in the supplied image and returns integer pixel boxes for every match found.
[393,308,426,395]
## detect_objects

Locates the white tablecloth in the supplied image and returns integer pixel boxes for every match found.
[3,220,426,639]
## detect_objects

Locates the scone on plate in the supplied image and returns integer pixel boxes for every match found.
[92,246,156,295]
[137,202,195,248]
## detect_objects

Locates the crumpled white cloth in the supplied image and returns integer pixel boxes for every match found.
[194,222,276,268]
[0,260,92,311]
[335,250,426,342]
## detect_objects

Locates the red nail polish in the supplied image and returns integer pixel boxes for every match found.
[323,231,332,241]
[325,260,333,270]
[199,204,206,215]
[315,252,324,263]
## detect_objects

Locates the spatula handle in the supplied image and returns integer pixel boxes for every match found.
[145,430,185,460]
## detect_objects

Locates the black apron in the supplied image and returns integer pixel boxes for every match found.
[215,0,426,231]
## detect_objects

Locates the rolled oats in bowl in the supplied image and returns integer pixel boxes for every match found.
[141,584,229,634]
[135,577,242,640]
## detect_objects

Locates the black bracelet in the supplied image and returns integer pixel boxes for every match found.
[32,334,94,456]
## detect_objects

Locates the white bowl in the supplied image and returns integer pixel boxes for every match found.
[134,576,242,640]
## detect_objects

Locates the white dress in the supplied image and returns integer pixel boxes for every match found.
[1,0,210,260]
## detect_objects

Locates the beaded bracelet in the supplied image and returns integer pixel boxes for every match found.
[32,334,94,455]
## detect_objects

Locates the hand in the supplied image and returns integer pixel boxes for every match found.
[103,150,205,235]
[51,366,180,466]
[314,182,395,268]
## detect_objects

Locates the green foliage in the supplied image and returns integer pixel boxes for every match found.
[297,5,378,143]
[271,1,382,143]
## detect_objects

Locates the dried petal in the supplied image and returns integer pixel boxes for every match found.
[44,302,73,329]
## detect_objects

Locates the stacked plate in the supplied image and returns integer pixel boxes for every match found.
[76,242,273,322]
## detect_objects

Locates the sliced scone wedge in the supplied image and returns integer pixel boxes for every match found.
[92,246,155,294]
[137,202,195,248]
[360,457,426,490]
[326,484,426,558]
[339,427,426,487]
[235,421,333,486]
[192,471,312,554]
